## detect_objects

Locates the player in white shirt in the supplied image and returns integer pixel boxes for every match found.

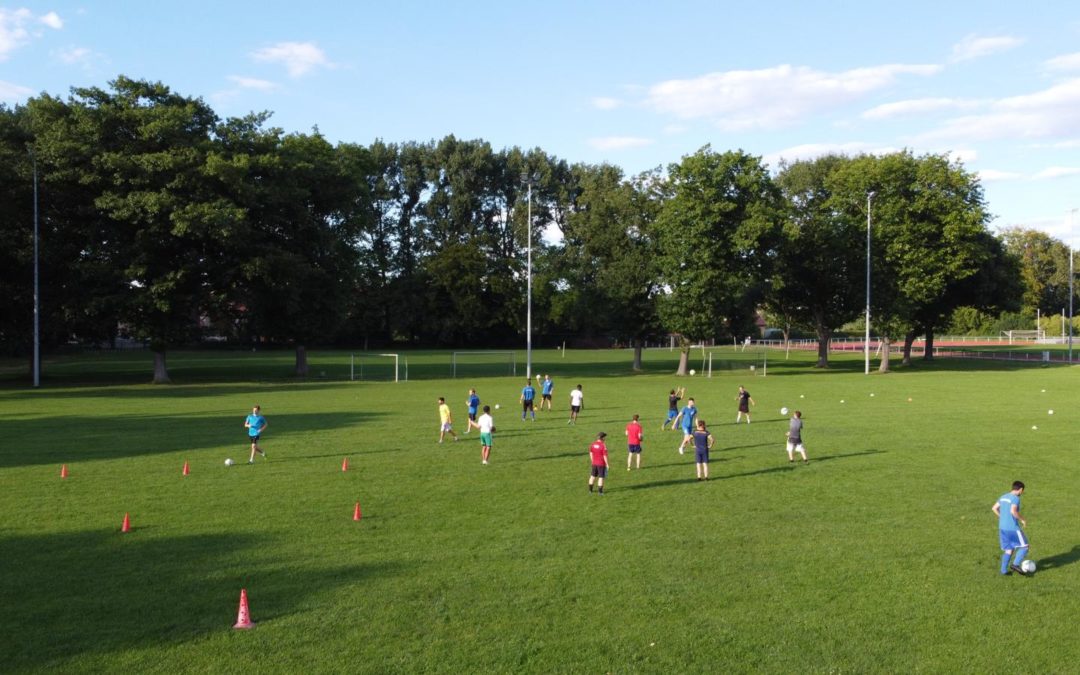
[568,385,584,425]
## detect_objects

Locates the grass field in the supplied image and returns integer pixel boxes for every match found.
[2,348,1079,673]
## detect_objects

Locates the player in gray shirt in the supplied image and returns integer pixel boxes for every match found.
[786,410,808,464]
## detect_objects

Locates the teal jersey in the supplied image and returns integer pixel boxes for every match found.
[246,414,267,437]
[997,492,1021,531]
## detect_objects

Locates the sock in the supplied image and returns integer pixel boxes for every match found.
[1012,548,1028,567]
[598,486,603,494]
[588,483,593,492]
[1000,552,1011,574]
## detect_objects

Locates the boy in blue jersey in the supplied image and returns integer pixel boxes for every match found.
[991,480,1030,575]
[465,389,480,433]
[520,381,537,421]
[540,375,554,411]
[673,398,697,454]
[244,405,268,463]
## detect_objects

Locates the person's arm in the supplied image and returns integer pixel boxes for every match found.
[991,501,1001,517]
[1011,504,1027,528]
[749,397,755,407]
[244,419,250,429]
[707,433,715,449]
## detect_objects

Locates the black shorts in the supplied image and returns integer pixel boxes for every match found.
[628,444,642,454]
[468,410,477,421]
[542,393,552,401]
[248,434,260,443]
[522,400,535,411]
[591,465,607,478]
[738,404,750,413]
[571,405,581,413]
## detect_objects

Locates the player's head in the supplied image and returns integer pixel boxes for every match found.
[794,410,802,418]
[696,419,706,429]
[469,388,476,394]
[597,432,607,440]
[738,385,745,392]
[438,397,445,404]
[525,380,532,386]
[688,398,695,406]
[670,389,676,395]
[252,405,260,413]
[544,374,550,380]
[483,405,490,413]
[632,414,639,421]
[1012,480,1025,493]
[576,384,582,390]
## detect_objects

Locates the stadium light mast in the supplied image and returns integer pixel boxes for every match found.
[30,147,40,389]
[865,190,875,375]
[521,172,539,380]
[1070,208,1078,363]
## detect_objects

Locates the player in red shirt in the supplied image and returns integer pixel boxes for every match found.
[588,432,609,495]
[625,414,644,470]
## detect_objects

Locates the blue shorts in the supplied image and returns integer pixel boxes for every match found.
[591,465,607,478]
[666,410,678,420]
[999,529,1028,551]
[628,444,642,454]
[695,449,709,463]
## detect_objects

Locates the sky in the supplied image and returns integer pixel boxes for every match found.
[3,1,1080,244]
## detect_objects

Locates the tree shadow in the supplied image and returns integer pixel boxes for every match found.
[1036,545,1080,571]
[0,528,405,671]
[0,411,381,469]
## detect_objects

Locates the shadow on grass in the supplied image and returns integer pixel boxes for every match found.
[1037,545,1080,571]
[523,451,584,462]
[0,528,404,671]
[1,411,382,469]
[618,449,886,489]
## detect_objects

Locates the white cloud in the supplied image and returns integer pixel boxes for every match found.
[944,148,978,164]
[54,46,91,66]
[227,75,280,91]
[251,41,330,77]
[588,136,654,151]
[1045,52,1080,72]
[763,142,899,168]
[0,79,33,102]
[977,169,1023,182]
[862,97,982,120]
[916,78,1080,143]
[591,96,622,110]
[39,11,62,30]
[1032,166,1080,180]
[950,34,1024,62]
[646,63,941,131]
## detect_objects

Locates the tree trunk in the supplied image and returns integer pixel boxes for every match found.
[814,322,830,368]
[631,338,643,371]
[152,349,171,384]
[923,327,935,361]
[295,344,309,377]
[901,330,917,366]
[878,336,891,373]
[676,348,690,375]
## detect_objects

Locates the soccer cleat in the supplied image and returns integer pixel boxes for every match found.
[678,446,684,455]
[1010,564,1028,576]
[248,460,254,464]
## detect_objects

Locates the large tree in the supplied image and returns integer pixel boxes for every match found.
[653,147,780,375]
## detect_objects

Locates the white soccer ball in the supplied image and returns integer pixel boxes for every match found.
[224,458,234,466]
[495,404,501,410]
[1020,559,1036,574]
[1048,409,1054,415]
[689,369,696,376]
[1032,425,1038,430]
[780,407,789,416]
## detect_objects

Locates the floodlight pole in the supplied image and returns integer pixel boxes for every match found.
[31,148,40,388]
[1069,208,1077,363]
[865,191,875,375]
[522,173,538,380]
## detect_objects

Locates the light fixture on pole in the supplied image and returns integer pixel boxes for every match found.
[521,172,540,380]
[865,190,875,375]
[30,147,40,389]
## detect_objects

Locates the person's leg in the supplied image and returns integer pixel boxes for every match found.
[1001,547,1013,574]
[636,453,641,469]
[249,440,257,463]
[588,474,595,492]
[798,444,808,463]
[1011,531,1030,569]
[597,476,604,494]
[627,453,632,470]
[703,459,708,480]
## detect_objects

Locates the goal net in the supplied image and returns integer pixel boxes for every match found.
[451,351,517,378]
[350,353,405,382]
[1002,330,1045,344]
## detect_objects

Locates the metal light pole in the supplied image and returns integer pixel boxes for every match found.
[1070,208,1077,363]
[865,191,875,375]
[521,173,538,380]
[31,149,40,388]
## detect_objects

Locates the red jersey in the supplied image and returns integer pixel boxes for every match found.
[589,440,608,466]
[625,421,643,445]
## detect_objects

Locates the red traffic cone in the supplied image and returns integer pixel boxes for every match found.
[60,464,68,479]
[121,513,131,533]
[233,588,254,629]
[353,502,362,521]
[182,461,190,476]
[341,457,349,472]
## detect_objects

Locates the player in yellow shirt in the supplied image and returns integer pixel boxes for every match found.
[438,397,459,443]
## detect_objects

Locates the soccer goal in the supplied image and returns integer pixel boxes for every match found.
[350,353,406,382]
[451,351,517,378]
[702,349,768,377]
[1002,330,1045,344]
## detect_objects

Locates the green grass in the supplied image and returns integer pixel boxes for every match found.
[2,348,1079,673]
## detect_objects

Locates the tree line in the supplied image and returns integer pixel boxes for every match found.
[1,76,1063,381]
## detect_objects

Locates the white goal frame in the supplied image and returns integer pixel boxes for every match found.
[350,353,406,382]
[451,351,517,378]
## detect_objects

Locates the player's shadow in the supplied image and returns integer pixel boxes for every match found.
[523,451,582,462]
[620,477,703,491]
[1036,545,1080,571]
[810,449,886,463]
[725,442,779,451]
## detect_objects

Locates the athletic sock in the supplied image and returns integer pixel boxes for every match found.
[1012,548,1028,567]
[588,483,593,492]
[1000,552,1011,574]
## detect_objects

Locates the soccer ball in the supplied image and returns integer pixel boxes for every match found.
[224,458,234,467]
[495,404,501,410]
[689,369,696,376]
[1020,559,1036,574]
[1048,409,1054,415]
[780,407,789,415]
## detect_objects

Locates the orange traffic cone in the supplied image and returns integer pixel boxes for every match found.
[182,461,190,476]
[353,502,362,521]
[121,513,131,533]
[341,457,349,472]
[60,464,68,479]
[233,588,254,629]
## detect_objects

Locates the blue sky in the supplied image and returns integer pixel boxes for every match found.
[3,1,1080,243]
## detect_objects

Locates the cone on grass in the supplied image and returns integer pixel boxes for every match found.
[182,461,190,476]
[353,501,362,521]
[60,464,68,479]
[341,457,349,472]
[233,588,254,629]
[121,513,131,533]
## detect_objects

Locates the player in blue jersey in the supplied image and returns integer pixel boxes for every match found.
[244,405,268,463]
[520,381,537,421]
[673,398,697,454]
[991,480,1030,575]
[540,374,555,411]
[465,389,481,433]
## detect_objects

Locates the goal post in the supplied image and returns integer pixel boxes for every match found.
[350,353,405,382]
[451,351,517,378]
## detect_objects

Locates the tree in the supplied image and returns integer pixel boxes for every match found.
[653,147,780,375]
[1000,227,1072,317]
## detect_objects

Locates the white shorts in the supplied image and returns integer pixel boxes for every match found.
[786,440,805,453]
[441,423,452,432]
